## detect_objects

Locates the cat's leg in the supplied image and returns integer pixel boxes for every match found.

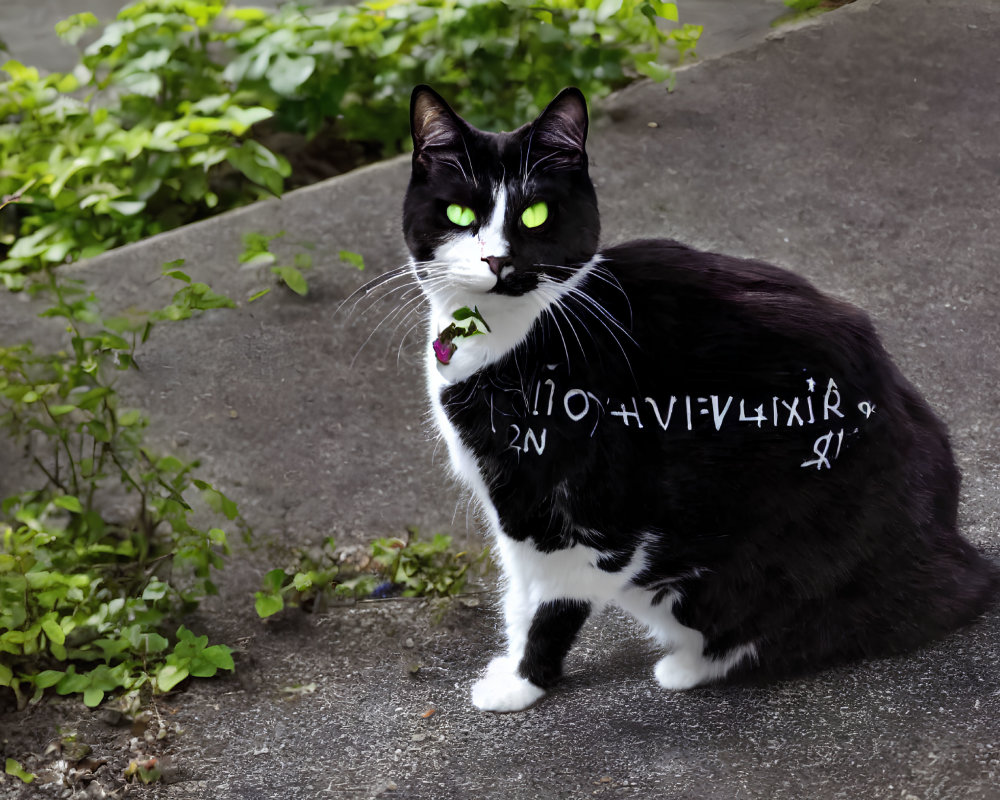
[471,539,596,712]
[618,587,756,690]
[471,597,591,712]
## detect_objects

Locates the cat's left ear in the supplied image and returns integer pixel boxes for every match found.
[526,87,589,169]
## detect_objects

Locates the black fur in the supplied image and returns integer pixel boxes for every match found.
[518,600,592,688]
[403,85,998,694]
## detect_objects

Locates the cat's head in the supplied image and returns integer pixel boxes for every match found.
[403,85,600,303]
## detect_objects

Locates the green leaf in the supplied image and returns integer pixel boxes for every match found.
[135,632,169,654]
[155,663,189,693]
[239,252,276,268]
[163,269,192,284]
[262,568,286,593]
[53,495,83,514]
[634,56,672,83]
[201,485,239,520]
[141,579,169,601]
[267,54,316,95]
[5,758,35,784]
[33,670,65,689]
[272,266,308,296]
[41,617,66,646]
[338,250,365,270]
[83,687,105,707]
[254,591,284,618]
[108,200,146,216]
[292,572,313,591]
[118,408,143,426]
[227,141,289,196]
[191,644,234,676]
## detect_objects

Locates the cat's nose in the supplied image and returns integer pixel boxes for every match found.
[482,255,512,276]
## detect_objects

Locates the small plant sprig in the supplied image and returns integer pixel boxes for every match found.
[254,529,492,618]
[0,266,242,709]
[239,230,310,299]
[433,306,491,365]
[238,229,365,301]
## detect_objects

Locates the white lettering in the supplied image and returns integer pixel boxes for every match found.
[801,430,835,470]
[507,424,521,452]
[739,399,767,428]
[611,397,643,428]
[823,378,844,420]
[523,427,547,455]
[644,396,677,431]
[564,389,590,422]
[711,395,734,431]
[544,379,556,416]
[782,397,804,427]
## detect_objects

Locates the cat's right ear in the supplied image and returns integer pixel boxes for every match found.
[410,85,467,168]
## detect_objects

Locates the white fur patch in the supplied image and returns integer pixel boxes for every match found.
[493,538,643,663]
[429,184,509,296]
[618,581,758,690]
[653,642,758,691]
[470,655,546,712]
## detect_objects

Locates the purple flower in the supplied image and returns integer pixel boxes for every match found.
[371,581,402,599]
[433,338,456,365]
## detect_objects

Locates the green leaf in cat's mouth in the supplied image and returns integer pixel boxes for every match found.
[433,306,491,364]
[452,305,491,332]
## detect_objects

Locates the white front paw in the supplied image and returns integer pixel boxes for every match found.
[471,656,545,712]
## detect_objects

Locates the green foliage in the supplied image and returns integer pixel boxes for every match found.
[239,230,315,299]
[1,0,699,287]
[0,45,283,289]
[371,530,489,596]
[220,0,701,141]
[0,268,241,709]
[254,530,491,617]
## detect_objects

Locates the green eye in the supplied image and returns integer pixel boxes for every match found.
[521,201,548,229]
[446,204,476,227]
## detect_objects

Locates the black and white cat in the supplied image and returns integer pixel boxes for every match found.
[398,84,997,712]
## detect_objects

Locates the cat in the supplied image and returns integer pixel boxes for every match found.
[396,84,998,712]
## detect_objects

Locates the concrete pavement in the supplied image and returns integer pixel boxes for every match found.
[2,0,999,797]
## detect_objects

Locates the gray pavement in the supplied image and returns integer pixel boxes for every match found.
[2,0,1000,798]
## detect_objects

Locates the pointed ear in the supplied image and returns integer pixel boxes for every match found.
[527,87,589,169]
[410,85,466,159]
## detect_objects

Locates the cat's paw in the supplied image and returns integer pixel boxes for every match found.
[653,652,709,691]
[471,656,545,712]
